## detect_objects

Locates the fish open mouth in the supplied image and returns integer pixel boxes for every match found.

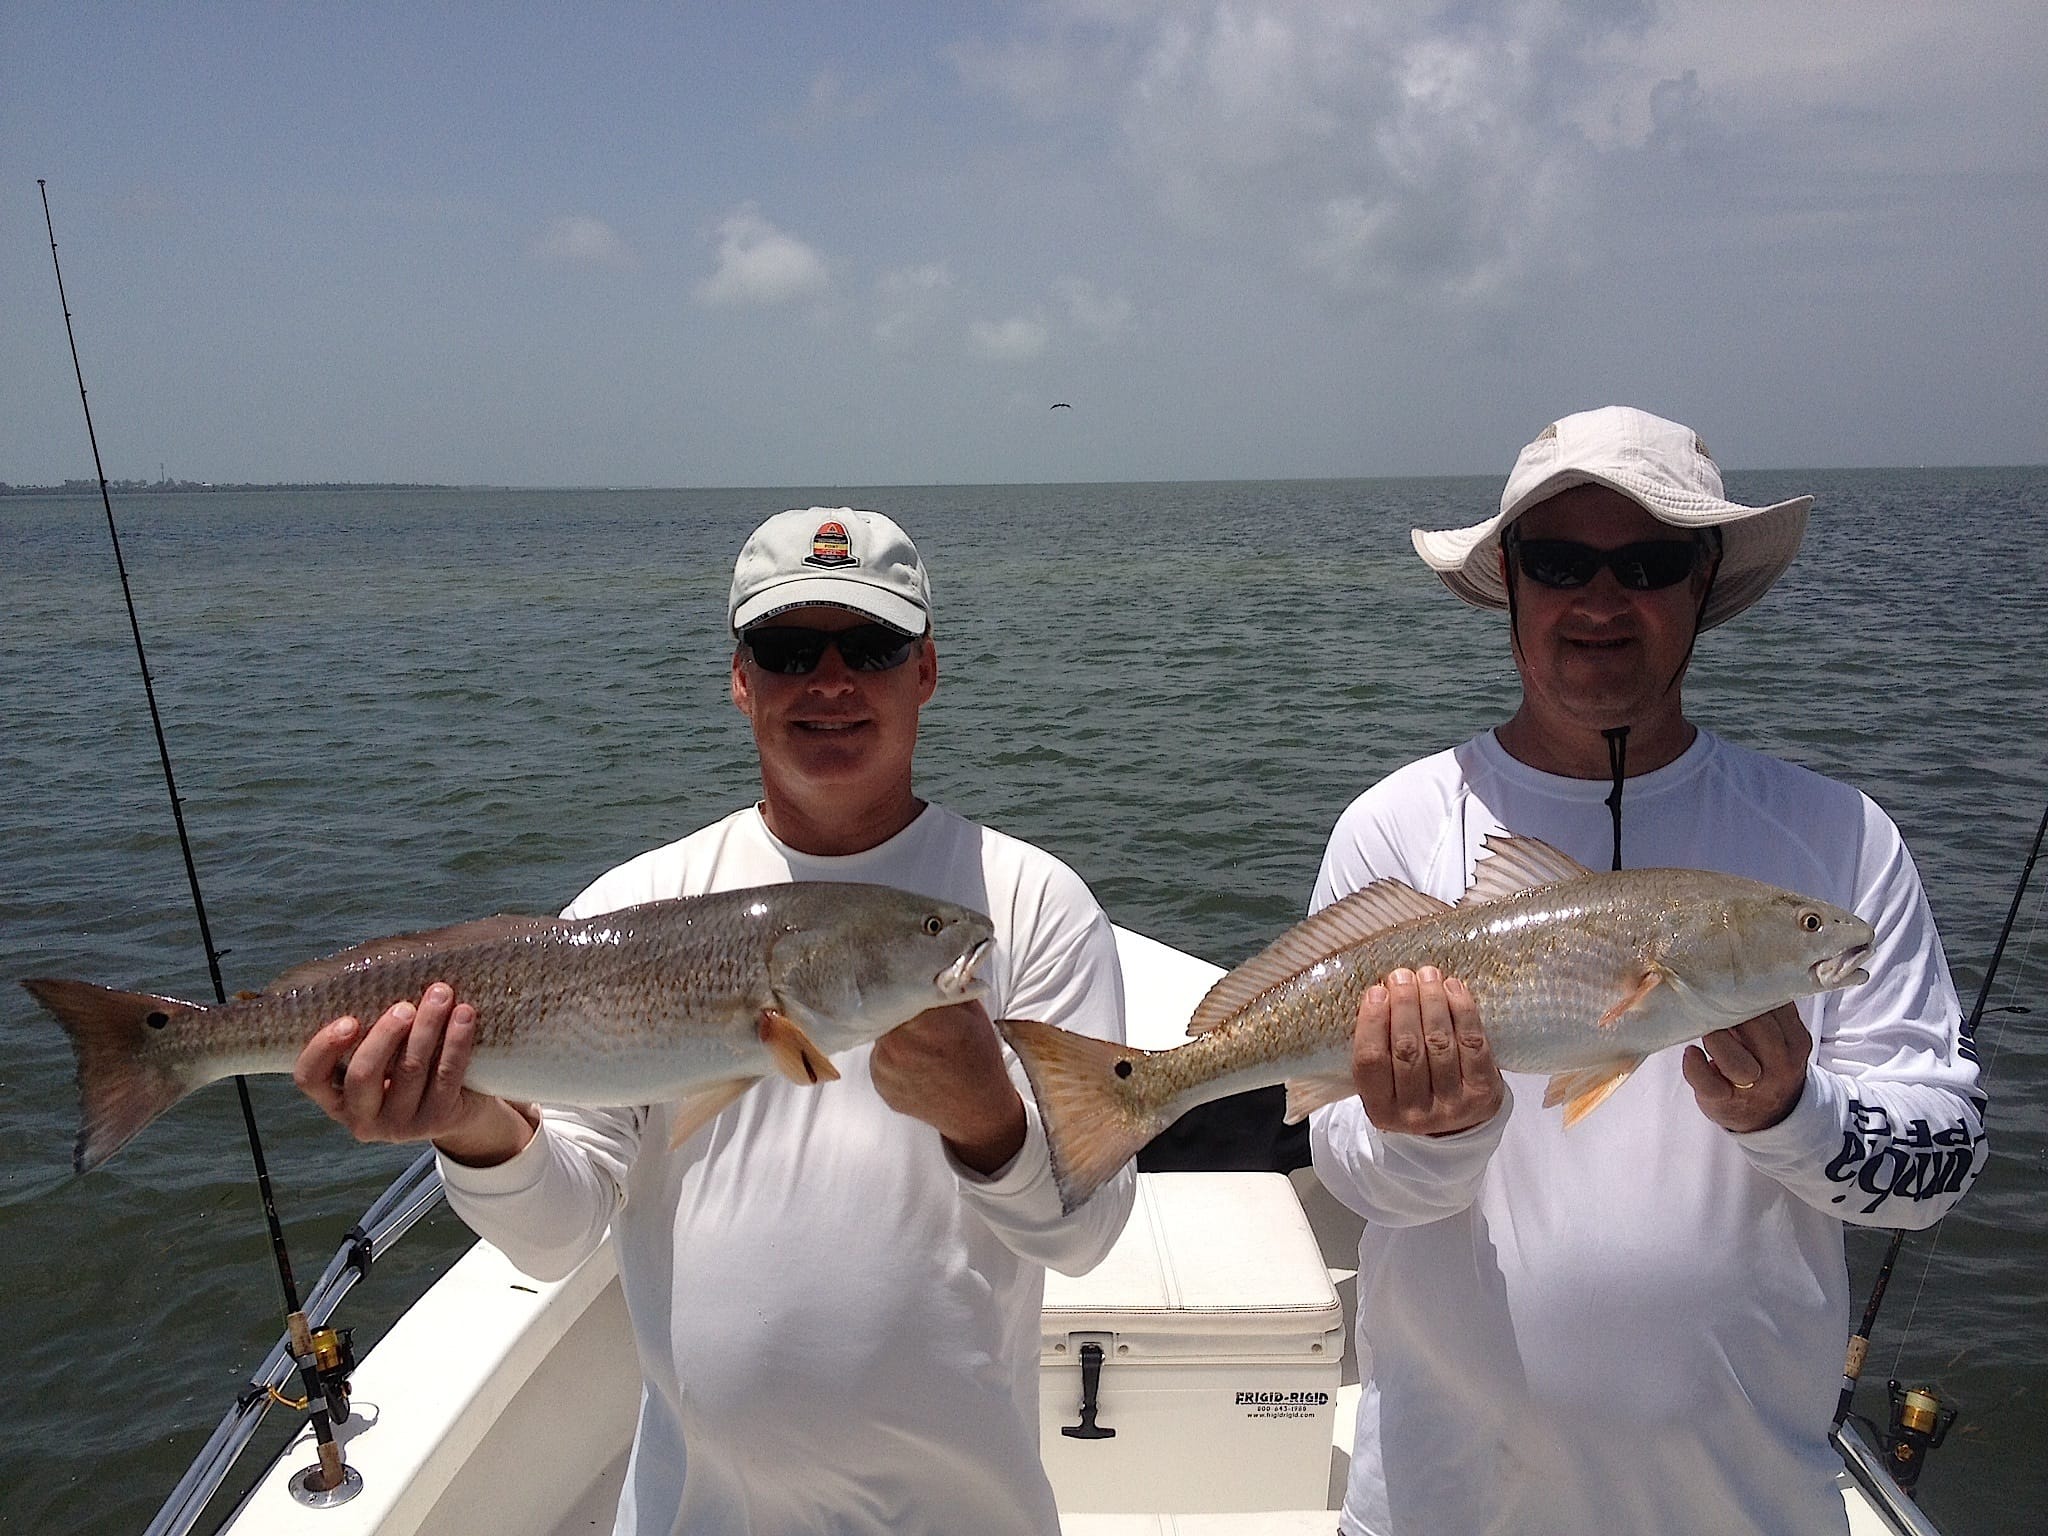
[1813,943,1873,989]
[938,937,995,999]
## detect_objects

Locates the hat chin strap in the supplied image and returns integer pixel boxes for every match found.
[1602,727,1628,870]
[1664,546,1720,698]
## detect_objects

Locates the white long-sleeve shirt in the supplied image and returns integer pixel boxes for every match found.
[441,802,1135,1535]
[1310,728,1985,1536]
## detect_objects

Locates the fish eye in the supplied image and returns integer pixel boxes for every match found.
[1801,911,1823,932]
[923,915,944,936]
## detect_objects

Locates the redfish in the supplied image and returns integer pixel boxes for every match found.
[1002,836,1873,1212]
[27,882,994,1172]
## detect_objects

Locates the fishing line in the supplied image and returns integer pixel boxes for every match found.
[1881,794,2046,1377]
[1830,789,2047,1474]
[38,179,354,1498]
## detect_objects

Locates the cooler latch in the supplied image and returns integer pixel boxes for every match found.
[1061,1335,1116,1440]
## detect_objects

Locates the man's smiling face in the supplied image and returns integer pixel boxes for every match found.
[732,604,936,813]
[1501,484,1714,745]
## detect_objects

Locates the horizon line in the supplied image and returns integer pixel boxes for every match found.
[7,460,2044,496]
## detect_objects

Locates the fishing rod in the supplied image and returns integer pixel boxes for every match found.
[1832,792,2048,1492]
[37,179,360,1506]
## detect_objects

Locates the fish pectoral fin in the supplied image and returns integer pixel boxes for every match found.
[1595,965,1669,1029]
[1543,1060,1643,1126]
[757,1008,842,1086]
[668,1078,759,1148]
[1282,1072,1358,1125]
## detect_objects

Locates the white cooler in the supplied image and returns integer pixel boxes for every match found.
[1040,1171,1345,1515]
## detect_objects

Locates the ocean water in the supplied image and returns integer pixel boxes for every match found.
[1,473,2043,1534]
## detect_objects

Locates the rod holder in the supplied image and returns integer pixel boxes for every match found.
[287,1456,363,1508]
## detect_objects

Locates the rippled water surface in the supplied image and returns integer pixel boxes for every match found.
[2,473,2043,1533]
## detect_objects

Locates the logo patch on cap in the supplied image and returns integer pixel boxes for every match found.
[803,521,857,569]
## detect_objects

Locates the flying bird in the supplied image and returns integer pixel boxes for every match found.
[1050,402,1071,410]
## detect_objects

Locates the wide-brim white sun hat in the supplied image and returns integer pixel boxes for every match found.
[729,507,932,635]
[1412,406,1813,630]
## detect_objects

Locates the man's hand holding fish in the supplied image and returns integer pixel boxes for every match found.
[295,982,539,1166]
[868,998,1030,1175]
[1682,999,1815,1134]
[1350,965,1502,1138]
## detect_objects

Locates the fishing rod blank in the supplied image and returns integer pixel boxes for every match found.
[37,178,359,1505]
[1832,790,2047,1491]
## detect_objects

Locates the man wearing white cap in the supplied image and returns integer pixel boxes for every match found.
[293,508,1135,1534]
[1308,409,1986,1534]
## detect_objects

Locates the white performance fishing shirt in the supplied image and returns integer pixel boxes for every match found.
[440,802,1135,1536]
[1309,728,1986,1536]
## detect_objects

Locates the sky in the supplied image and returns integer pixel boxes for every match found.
[4,2,2044,488]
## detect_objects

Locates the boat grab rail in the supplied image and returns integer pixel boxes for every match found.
[1832,1419,1947,1536]
[143,1150,447,1536]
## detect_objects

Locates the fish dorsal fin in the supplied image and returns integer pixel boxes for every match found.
[1459,834,1594,907]
[266,914,564,992]
[1187,880,1453,1036]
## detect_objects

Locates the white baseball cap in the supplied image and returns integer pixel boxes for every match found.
[728,508,932,635]
[1411,406,1813,630]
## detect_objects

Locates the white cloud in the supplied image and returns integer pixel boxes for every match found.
[953,3,1659,309]
[951,0,2046,323]
[804,67,887,124]
[1056,277,1134,341]
[695,205,831,307]
[948,22,1124,119]
[1117,5,1613,306]
[532,215,634,269]
[873,262,957,350]
[968,314,1050,360]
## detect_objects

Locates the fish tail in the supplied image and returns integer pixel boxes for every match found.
[999,1018,1167,1215]
[22,978,204,1173]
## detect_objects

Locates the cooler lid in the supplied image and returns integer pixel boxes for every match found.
[1042,1172,1340,1338]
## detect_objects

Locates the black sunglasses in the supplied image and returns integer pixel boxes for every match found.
[740,623,921,675]
[1507,536,1707,592]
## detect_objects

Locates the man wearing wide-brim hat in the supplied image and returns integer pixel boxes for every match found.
[1308,407,1986,1534]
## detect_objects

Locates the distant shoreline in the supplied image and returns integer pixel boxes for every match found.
[0,479,462,496]
[5,465,2042,498]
